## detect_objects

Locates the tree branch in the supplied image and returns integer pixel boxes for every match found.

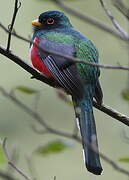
[1,23,129,71]
[1,88,129,176]
[0,45,129,125]
[93,101,129,126]
[112,0,129,20]
[99,0,129,40]
[0,45,56,87]
[7,0,21,51]
[56,90,129,127]
[52,0,127,41]
[2,138,33,180]
[0,171,18,180]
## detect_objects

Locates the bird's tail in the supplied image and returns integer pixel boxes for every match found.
[73,98,102,175]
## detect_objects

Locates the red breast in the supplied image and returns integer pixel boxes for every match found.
[30,37,53,78]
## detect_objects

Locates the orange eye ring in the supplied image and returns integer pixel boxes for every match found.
[47,18,55,24]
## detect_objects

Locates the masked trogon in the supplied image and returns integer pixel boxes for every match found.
[30,10,103,175]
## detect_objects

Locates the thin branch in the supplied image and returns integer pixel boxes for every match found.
[1,23,129,71]
[0,87,75,139]
[0,37,129,126]
[31,124,49,135]
[121,129,129,143]
[1,86,129,136]
[6,146,19,175]
[0,45,56,87]
[52,0,127,41]
[0,42,129,126]
[112,0,129,20]
[99,0,129,40]
[0,170,18,180]
[1,88,129,176]
[7,0,21,51]
[2,138,33,180]
[56,90,129,127]
[97,150,129,176]
[26,155,37,180]
[93,101,129,126]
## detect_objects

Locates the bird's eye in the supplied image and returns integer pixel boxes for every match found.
[46,18,55,24]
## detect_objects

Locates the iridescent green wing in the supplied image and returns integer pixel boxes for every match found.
[75,39,100,83]
[75,39,103,103]
[39,31,85,99]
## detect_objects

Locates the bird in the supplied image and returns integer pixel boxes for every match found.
[30,10,103,175]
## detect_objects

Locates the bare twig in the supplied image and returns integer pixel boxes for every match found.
[0,170,18,180]
[112,0,129,20]
[0,45,56,87]
[93,101,129,126]
[0,87,77,139]
[2,138,33,180]
[52,0,126,40]
[57,89,129,127]
[6,146,19,175]
[1,23,129,71]
[97,150,129,176]
[121,129,129,144]
[7,0,21,51]
[99,0,129,40]
[0,88,129,176]
[26,155,37,180]
[31,125,49,135]
[0,59,129,127]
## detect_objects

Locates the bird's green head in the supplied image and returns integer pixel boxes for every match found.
[32,10,73,31]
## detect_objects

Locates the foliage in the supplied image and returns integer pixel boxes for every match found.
[122,89,129,101]
[119,157,129,163]
[0,146,5,165]
[35,139,72,156]
[11,86,38,95]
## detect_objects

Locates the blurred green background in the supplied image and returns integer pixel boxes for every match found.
[0,0,129,179]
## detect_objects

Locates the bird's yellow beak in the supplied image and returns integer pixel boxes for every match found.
[31,19,42,26]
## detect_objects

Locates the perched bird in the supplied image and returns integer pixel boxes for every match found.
[30,10,103,175]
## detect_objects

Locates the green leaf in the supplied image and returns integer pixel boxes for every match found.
[119,157,129,163]
[12,86,38,94]
[35,140,71,156]
[0,146,5,164]
[122,89,129,101]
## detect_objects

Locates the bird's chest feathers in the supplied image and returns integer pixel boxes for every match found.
[30,37,53,77]
[30,34,75,76]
